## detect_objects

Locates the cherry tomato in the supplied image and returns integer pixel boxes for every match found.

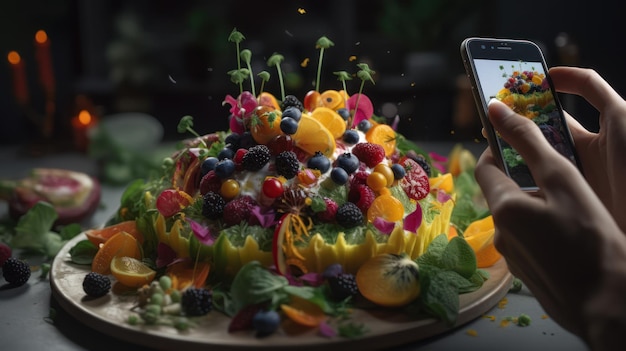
[263,178,284,198]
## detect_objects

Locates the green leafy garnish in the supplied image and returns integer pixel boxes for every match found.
[257,70,270,95]
[228,28,245,94]
[69,240,98,265]
[177,115,207,148]
[333,71,352,95]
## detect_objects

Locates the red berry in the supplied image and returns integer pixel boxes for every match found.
[317,198,338,223]
[348,184,376,214]
[262,178,284,198]
[267,134,294,156]
[199,170,222,195]
[352,142,385,168]
[0,243,12,267]
[223,196,256,226]
[156,189,192,217]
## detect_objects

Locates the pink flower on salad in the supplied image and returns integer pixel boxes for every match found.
[223,91,258,133]
[403,205,423,233]
[187,218,215,245]
[346,93,373,128]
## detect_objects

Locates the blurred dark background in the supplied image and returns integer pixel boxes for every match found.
[1,0,623,148]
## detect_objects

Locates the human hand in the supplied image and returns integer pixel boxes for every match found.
[475,99,626,346]
[549,67,626,232]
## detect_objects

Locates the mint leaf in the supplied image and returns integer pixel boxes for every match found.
[59,223,82,240]
[417,234,448,267]
[418,264,460,326]
[230,261,289,312]
[69,240,98,265]
[11,202,58,254]
[440,236,477,278]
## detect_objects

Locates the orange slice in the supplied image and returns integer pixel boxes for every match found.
[463,215,501,268]
[310,106,346,139]
[292,114,336,157]
[429,173,454,194]
[91,231,141,275]
[280,296,326,327]
[85,220,143,247]
[318,90,346,110]
[110,256,156,288]
[365,124,396,157]
[367,194,404,222]
[166,260,210,290]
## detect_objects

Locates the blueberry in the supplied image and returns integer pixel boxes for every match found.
[280,117,299,135]
[214,159,235,178]
[357,119,372,133]
[322,263,344,279]
[201,157,219,176]
[335,153,359,174]
[342,129,359,145]
[218,147,235,160]
[391,163,406,180]
[281,107,302,122]
[330,167,349,185]
[224,133,241,150]
[239,131,256,149]
[337,108,350,121]
[307,152,331,173]
[252,310,280,336]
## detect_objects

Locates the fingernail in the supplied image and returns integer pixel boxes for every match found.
[488,98,500,106]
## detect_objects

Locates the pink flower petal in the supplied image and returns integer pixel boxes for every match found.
[318,320,337,338]
[403,204,423,233]
[187,218,215,245]
[299,272,325,287]
[373,217,395,235]
[251,206,276,228]
[436,189,453,203]
[347,93,374,128]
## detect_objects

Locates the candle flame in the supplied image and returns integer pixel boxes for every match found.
[78,110,92,126]
[8,51,21,65]
[35,30,48,44]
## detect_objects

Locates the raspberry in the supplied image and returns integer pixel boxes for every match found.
[317,197,338,223]
[349,170,369,187]
[2,257,30,286]
[181,288,212,316]
[352,142,385,168]
[0,243,11,267]
[223,196,256,226]
[202,191,226,220]
[275,151,300,179]
[242,145,271,171]
[348,184,375,214]
[281,95,304,111]
[199,170,222,195]
[82,272,111,297]
[335,202,364,228]
[327,273,359,300]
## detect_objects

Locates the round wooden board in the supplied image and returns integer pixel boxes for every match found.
[51,234,512,350]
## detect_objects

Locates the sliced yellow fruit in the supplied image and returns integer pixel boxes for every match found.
[356,253,420,307]
[110,256,156,288]
[463,215,501,268]
[365,124,396,157]
[310,106,346,139]
[429,173,454,193]
[292,114,336,157]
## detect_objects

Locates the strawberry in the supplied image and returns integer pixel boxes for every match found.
[348,184,376,214]
[399,157,430,200]
[352,142,385,168]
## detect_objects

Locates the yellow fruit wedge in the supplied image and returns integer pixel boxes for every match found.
[292,114,336,157]
[463,215,501,268]
[91,231,141,275]
[310,106,346,139]
[110,256,156,288]
[366,124,396,157]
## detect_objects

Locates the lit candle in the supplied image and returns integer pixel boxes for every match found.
[34,30,55,96]
[7,51,29,105]
[71,109,98,151]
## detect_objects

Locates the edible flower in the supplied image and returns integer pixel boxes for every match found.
[187,218,215,245]
[403,205,423,233]
[373,217,395,235]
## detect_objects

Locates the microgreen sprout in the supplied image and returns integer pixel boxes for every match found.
[257,71,270,95]
[267,53,285,101]
[315,36,335,92]
[228,28,246,94]
[177,115,207,148]
[240,49,256,97]
[349,63,375,128]
[333,70,352,97]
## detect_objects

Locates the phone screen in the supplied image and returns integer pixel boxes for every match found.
[462,38,579,190]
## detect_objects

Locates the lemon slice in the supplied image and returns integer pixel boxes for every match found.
[110,256,156,288]
[310,106,346,139]
[292,114,336,157]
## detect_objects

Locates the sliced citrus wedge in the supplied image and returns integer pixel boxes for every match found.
[91,231,141,275]
[365,123,396,157]
[110,256,156,288]
[292,114,336,157]
[463,215,501,268]
[85,220,142,247]
[310,106,346,139]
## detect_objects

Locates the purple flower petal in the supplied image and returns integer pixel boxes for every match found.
[318,320,337,338]
[156,243,177,268]
[391,115,400,131]
[428,152,448,174]
[347,93,373,128]
[404,204,423,233]
[299,272,325,287]
[436,189,453,203]
[251,206,277,228]
[187,218,215,245]
[373,217,395,235]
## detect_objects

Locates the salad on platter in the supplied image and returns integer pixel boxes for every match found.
[66,28,498,340]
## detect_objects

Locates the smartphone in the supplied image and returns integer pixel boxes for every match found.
[460,37,581,192]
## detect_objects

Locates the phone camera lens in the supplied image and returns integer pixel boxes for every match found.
[480,45,486,49]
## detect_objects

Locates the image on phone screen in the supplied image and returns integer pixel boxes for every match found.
[472,59,578,188]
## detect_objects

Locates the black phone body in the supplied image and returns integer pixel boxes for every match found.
[460,37,581,192]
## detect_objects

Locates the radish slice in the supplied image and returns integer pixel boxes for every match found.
[272,214,290,275]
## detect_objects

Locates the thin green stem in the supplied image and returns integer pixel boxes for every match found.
[245,61,256,97]
[277,64,285,101]
[316,48,325,92]
[236,42,242,94]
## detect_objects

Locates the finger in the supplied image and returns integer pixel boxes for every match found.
[549,67,623,112]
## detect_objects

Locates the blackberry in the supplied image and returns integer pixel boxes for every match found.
[242,145,271,171]
[202,191,226,220]
[406,151,431,177]
[281,94,304,111]
[2,257,30,286]
[82,272,111,297]
[335,202,364,228]
[275,151,300,179]
[181,288,212,316]
[328,273,359,300]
